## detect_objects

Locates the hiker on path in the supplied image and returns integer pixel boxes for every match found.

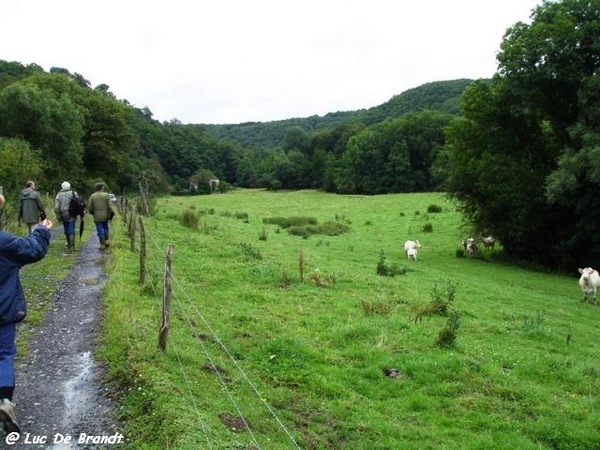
[0,193,52,433]
[18,181,45,236]
[88,182,115,250]
[54,181,83,254]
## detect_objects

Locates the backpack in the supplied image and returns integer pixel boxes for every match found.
[68,192,86,217]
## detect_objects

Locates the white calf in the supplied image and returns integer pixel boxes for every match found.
[407,247,418,261]
[578,267,600,305]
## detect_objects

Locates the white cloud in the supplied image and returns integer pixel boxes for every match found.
[0,0,540,124]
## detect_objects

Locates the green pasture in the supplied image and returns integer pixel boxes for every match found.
[100,189,600,449]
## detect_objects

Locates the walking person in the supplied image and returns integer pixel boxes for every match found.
[88,182,115,250]
[18,181,45,236]
[0,194,52,433]
[54,181,82,254]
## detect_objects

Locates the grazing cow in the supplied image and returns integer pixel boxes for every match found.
[462,238,477,258]
[404,240,421,257]
[578,267,600,305]
[407,247,418,261]
[481,236,496,250]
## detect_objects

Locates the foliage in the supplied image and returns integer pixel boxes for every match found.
[445,0,600,270]
[376,250,407,277]
[435,311,461,348]
[180,208,199,229]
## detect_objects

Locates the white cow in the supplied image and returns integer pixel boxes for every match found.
[407,247,418,261]
[404,240,421,258]
[481,236,496,250]
[462,238,478,258]
[578,267,600,305]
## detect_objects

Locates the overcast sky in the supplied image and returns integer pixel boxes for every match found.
[1,0,542,125]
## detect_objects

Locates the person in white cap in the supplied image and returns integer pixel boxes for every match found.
[54,181,81,253]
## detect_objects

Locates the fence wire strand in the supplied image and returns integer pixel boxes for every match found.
[141,225,301,449]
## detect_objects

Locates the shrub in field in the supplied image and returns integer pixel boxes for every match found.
[413,279,457,322]
[239,242,263,261]
[263,216,317,228]
[376,250,407,277]
[436,311,461,348]
[180,208,199,229]
[234,211,249,221]
[311,269,335,287]
[361,299,394,316]
[258,228,268,241]
[427,204,443,213]
[422,223,433,233]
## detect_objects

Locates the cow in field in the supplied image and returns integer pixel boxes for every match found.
[578,267,600,305]
[404,240,421,258]
[481,236,496,250]
[407,247,418,261]
[462,238,478,258]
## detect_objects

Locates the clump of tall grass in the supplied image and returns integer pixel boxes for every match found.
[239,242,263,261]
[427,204,443,213]
[376,250,407,277]
[311,269,335,287]
[263,216,317,228]
[436,311,461,348]
[361,299,394,316]
[288,222,350,238]
[180,208,199,229]
[422,223,433,233]
[258,228,268,241]
[413,279,457,322]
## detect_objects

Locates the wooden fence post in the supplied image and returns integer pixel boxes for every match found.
[139,217,146,286]
[129,201,137,252]
[158,244,174,352]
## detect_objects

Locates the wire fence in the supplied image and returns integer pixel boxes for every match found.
[119,203,303,450]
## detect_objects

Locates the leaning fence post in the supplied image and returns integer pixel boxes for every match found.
[158,244,174,352]
[139,217,146,286]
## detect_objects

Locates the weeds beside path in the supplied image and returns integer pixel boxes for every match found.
[10,229,124,449]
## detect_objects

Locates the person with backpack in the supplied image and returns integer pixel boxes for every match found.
[0,193,52,433]
[87,182,115,250]
[54,181,85,254]
[18,181,46,236]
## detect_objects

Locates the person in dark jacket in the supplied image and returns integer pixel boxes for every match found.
[88,182,115,250]
[18,181,45,236]
[0,194,52,433]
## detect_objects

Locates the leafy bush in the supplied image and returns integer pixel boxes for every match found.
[376,250,407,277]
[436,311,461,348]
[239,242,263,261]
[263,216,317,228]
[413,279,457,322]
[180,208,199,229]
[427,204,443,213]
[422,223,433,233]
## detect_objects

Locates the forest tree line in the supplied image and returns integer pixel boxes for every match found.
[0,0,598,271]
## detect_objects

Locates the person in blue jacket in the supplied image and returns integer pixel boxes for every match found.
[0,194,52,433]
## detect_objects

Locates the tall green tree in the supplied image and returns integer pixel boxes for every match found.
[446,0,600,269]
[0,81,85,186]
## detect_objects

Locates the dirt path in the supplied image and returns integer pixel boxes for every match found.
[8,231,124,449]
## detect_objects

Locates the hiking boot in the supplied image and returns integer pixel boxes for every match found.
[0,399,20,433]
[98,237,106,250]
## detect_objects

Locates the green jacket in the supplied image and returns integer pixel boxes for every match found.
[19,188,45,224]
[88,191,114,222]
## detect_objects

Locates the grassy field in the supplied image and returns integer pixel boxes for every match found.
[100,189,600,449]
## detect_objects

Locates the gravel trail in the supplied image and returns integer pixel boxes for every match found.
[8,230,124,449]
